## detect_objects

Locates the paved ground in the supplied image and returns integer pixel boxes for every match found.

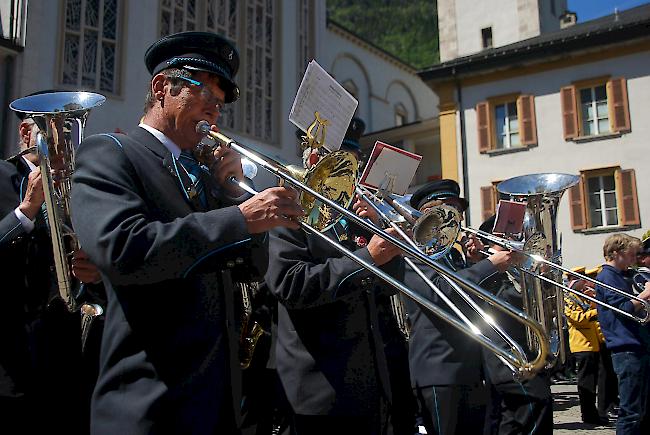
[552,383,615,434]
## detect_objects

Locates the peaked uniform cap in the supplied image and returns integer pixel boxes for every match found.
[341,117,365,151]
[145,31,240,103]
[410,179,469,211]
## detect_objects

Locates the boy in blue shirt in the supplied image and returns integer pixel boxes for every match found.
[596,233,650,435]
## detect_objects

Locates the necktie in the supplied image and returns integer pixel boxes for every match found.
[178,151,208,209]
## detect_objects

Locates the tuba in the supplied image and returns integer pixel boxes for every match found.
[9,92,105,322]
[496,173,580,365]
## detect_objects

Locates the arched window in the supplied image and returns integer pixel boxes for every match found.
[395,103,408,126]
[61,0,124,95]
[156,0,277,143]
[297,0,314,83]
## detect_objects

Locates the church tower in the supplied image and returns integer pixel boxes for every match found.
[438,0,568,62]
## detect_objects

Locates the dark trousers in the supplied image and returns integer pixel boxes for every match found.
[484,376,553,435]
[611,350,650,435]
[574,351,600,421]
[597,345,619,416]
[385,340,417,435]
[415,384,486,435]
[241,369,290,435]
[0,396,34,434]
[290,414,383,435]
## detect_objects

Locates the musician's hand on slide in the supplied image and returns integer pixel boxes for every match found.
[72,249,102,284]
[367,227,402,266]
[464,233,485,263]
[19,168,44,220]
[487,249,516,272]
[353,195,379,224]
[238,186,305,233]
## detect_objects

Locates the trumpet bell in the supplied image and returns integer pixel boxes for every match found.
[412,204,462,258]
[301,151,359,232]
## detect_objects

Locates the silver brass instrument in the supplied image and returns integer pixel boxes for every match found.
[632,268,650,295]
[196,121,550,379]
[459,175,650,326]
[493,173,578,364]
[488,174,650,363]
[358,187,529,367]
[9,92,105,314]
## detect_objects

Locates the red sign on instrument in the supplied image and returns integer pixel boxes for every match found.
[359,141,422,196]
[493,200,527,236]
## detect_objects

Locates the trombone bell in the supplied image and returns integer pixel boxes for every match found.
[412,204,462,258]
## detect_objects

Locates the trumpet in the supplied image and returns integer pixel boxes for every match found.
[196,121,550,379]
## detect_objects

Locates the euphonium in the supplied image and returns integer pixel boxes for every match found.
[9,92,105,312]
[496,173,580,364]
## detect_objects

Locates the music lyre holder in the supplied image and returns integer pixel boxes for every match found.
[300,111,330,151]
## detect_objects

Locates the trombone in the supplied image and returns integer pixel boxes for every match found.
[462,227,650,324]
[356,186,528,366]
[196,121,550,379]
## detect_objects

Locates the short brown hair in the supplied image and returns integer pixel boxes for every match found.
[602,233,641,261]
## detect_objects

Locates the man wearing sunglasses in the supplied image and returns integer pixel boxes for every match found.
[70,31,304,435]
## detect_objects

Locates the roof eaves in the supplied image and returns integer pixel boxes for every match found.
[419,8,650,82]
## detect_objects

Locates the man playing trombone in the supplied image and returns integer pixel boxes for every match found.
[265,127,405,434]
[478,215,553,435]
[70,31,304,435]
[400,180,516,435]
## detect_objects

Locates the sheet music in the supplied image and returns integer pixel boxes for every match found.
[289,60,358,151]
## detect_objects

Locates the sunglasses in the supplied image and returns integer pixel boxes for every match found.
[177,76,225,111]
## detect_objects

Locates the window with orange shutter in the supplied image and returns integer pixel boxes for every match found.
[570,167,640,231]
[480,185,496,221]
[476,94,537,153]
[561,77,631,140]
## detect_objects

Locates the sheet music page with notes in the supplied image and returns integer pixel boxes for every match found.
[289,60,358,151]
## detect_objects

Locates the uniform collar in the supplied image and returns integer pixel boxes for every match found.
[139,122,181,158]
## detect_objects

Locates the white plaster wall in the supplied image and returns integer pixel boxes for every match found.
[437,0,458,62]
[460,50,650,268]
[320,27,438,134]
[453,0,527,58]
[439,0,566,61]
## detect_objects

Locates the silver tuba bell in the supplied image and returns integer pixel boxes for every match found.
[496,173,580,366]
[10,91,106,312]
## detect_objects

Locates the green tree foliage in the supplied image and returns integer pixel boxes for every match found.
[327,0,439,69]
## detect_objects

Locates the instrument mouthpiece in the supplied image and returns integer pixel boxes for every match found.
[241,157,258,179]
[196,120,211,135]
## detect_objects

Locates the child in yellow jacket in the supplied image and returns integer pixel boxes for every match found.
[565,275,608,425]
